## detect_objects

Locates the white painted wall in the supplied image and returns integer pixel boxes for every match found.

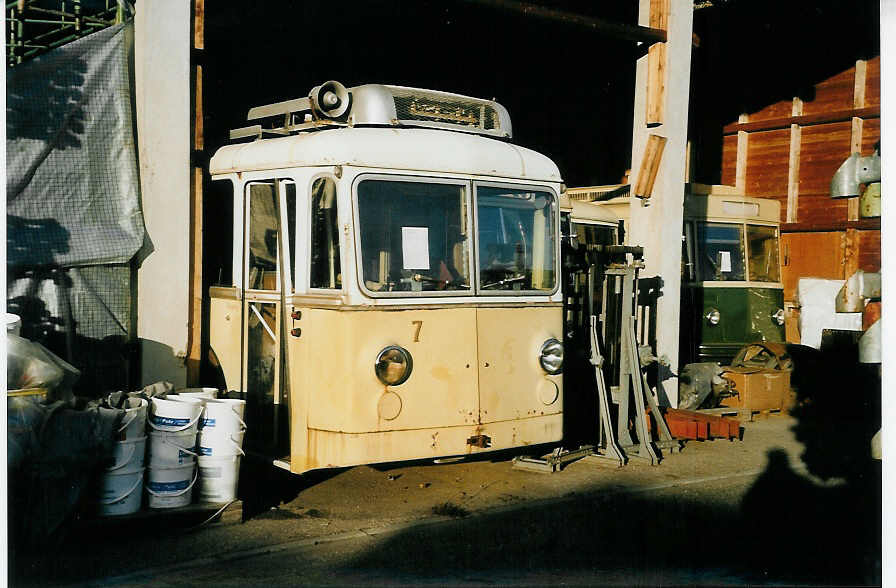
[134,2,191,388]
[628,0,694,407]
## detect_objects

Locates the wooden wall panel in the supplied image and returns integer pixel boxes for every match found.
[862,117,881,153]
[796,121,852,223]
[781,231,844,301]
[865,56,880,108]
[743,129,789,218]
[801,68,856,116]
[721,134,737,186]
[748,100,793,123]
[858,229,881,272]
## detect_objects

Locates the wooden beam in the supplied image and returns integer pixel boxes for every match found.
[722,105,880,134]
[632,133,667,199]
[842,228,859,279]
[187,0,205,385]
[461,0,667,43]
[781,217,880,233]
[786,98,802,224]
[734,114,748,193]
[193,0,204,50]
[646,42,666,126]
[848,60,867,221]
[646,0,668,126]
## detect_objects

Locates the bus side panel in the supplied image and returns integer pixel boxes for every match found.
[209,292,242,393]
[304,307,480,434]
[476,306,563,425]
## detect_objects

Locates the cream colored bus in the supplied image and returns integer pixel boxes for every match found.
[208,82,567,474]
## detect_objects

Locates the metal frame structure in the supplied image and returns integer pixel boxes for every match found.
[6,0,124,67]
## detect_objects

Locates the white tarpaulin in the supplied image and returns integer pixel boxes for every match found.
[7,22,144,268]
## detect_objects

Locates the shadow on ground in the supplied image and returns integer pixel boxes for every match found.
[337,344,881,586]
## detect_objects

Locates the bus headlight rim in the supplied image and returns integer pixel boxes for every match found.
[539,338,564,375]
[375,345,413,386]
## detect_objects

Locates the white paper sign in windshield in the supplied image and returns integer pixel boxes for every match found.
[401,227,430,270]
[720,250,732,273]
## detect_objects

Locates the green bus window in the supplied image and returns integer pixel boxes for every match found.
[695,222,745,282]
[746,224,781,283]
[310,177,341,289]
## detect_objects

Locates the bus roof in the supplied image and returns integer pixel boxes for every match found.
[683,192,780,223]
[568,199,620,225]
[209,127,562,182]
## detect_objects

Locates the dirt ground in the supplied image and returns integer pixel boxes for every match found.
[9,414,882,586]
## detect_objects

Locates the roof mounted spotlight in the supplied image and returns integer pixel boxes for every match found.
[830,147,881,198]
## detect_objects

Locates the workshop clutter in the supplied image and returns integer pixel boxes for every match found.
[92,386,245,515]
[719,342,794,419]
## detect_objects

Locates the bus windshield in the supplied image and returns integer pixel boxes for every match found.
[477,186,556,292]
[746,224,780,282]
[358,179,471,293]
[694,222,746,281]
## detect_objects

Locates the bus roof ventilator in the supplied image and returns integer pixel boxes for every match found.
[230,80,513,141]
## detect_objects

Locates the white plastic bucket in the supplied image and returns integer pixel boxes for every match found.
[148,397,202,434]
[6,313,21,335]
[198,429,245,457]
[148,430,198,467]
[146,463,198,509]
[105,436,147,473]
[97,468,144,516]
[198,455,240,503]
[175,387,218,400]
[201,399,246,434]
[117,397,148,441]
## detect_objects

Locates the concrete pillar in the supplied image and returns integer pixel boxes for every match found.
[628,0,693,406]
[134,2,191,388]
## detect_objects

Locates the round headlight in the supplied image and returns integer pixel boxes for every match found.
[375,346,413,386]
[539,338,564,375]
[772,308,785,325]
[705,309,721,325]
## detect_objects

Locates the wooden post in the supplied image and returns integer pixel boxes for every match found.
[848,59,867,221]
[786,98,802,223]
[735,113,749,193]
[187,0,205,384]
[842,228,859,279]
[628,0,693,407]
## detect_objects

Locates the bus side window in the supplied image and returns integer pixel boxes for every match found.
[310,177,341,289]
[247,182,280,290]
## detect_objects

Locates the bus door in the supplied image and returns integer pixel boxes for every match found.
[242,179,295,456]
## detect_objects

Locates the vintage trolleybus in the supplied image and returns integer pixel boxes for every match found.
[568,184,786,367]
[208,81,568,474]
[680,186,786,365]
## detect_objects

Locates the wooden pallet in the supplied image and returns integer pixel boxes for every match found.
[704,406,788,422]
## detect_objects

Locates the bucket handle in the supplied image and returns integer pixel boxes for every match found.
[202,437,245,457]
[145,467,199,497]
[231,406,247,430]
[148,407,202,432]
[105,441,140,472]
[99,471,144,505]
[117,410,139,434]
[163,435,198,457]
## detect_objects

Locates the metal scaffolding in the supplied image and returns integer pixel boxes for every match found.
[6,0,124,67]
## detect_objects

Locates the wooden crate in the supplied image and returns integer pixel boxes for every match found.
[722,367,790,412]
